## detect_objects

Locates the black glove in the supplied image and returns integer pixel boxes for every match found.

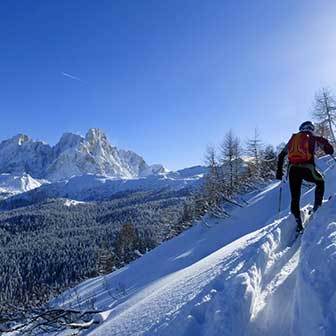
[276,169,283,180]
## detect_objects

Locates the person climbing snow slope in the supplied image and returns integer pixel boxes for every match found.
[276,121,334,233]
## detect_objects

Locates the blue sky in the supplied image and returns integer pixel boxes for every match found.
[1,0,336,170]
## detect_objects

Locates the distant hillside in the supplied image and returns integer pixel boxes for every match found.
[0,188,190,309]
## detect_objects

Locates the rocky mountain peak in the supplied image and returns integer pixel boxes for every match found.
[54,133,83,156]
[85,128,109,146]
[0,129,165,181]
[10,134,31,146]
[59,132,83,145]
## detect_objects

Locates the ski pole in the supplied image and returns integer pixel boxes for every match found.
[278,180,283,219]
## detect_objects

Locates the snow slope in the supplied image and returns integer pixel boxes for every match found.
[1,166,205,206]
[52,156,336,336]
[0,173,43,199]
[292,199,336,335]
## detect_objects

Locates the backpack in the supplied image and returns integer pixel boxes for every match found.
[287,132,314,164]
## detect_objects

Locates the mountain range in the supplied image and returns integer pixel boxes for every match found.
[0,130,207,205]
[0,128,165,182]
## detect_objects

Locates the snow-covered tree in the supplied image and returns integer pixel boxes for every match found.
[260,145,277,179]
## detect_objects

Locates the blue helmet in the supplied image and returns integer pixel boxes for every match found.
[299,121,315,132]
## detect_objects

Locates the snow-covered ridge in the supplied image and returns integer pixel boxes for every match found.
[1,166,206,206]
[0,173,43,199]
[0,129,165,181]
[51,156,336,335]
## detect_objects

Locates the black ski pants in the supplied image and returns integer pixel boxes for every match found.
[288,164,324,220]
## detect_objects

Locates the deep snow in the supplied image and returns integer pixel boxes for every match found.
[50,156,336,335]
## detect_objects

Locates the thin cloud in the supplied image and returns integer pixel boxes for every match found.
[61,72,82,82]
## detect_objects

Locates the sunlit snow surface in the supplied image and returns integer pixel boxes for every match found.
[3,166,206,205]
[0,173,43,197]
[50,156,336,336]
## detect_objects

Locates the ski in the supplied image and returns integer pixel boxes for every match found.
[290,195,334,244]
[289,207,313,245]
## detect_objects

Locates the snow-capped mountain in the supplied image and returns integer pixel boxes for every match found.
[51,156,336,335]
[0,129,164,181]
[0,173,44,199]
[0,134,53,178]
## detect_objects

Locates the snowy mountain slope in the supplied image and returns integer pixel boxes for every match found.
[0,134,52,177]
[0,166,205,207]
[51,180,292,336]
[45,129,156,181]
[50,156,336,336]
[292,199,336,336]
[0,173,44,199]
[0,129,164,181]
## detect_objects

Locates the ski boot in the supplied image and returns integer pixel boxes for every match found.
[313,203,321,213]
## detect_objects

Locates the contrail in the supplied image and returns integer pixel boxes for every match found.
[62,72,82,81]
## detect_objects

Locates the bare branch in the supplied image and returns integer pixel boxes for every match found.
[1,307,103,335]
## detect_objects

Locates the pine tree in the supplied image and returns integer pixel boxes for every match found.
[220,131,243,195]
[203,145,221,208]
[97,245,116,275]
[260,145,277,179]
[246,129,263,179]
[114,223,138,265]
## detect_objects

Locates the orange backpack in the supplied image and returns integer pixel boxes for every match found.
[287,132,313,164]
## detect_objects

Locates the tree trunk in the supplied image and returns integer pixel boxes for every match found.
[323,91,336,145]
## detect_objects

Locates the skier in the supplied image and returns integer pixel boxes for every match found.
[276,121,334,232]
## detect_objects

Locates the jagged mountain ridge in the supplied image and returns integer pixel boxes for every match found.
[0,129,165,181]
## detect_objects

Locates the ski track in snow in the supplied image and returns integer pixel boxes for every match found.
[49,156,336,336]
